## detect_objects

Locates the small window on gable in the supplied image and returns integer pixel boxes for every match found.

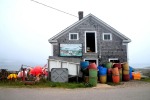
[69,33,79,40]
[103,33,112,41]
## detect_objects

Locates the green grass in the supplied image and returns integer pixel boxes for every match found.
[0,80,93,89]
[141,77,150,82]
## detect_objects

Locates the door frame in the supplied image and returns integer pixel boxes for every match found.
[85,31,97,53]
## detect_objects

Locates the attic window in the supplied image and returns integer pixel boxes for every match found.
[103,33,112,40]
[69,33,79,40]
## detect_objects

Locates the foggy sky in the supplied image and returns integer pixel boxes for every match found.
[0,0,150,70]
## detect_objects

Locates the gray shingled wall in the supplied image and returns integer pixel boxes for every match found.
[50,16,127,65]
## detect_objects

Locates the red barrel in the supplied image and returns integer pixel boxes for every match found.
[88,63,97,70]
[107,68,112,75]
[112,68,119,75]
[123,74,130,81]
[112,75,120,83]
[113,63,122,69]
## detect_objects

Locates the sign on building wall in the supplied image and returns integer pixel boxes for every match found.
[59,44,82,57]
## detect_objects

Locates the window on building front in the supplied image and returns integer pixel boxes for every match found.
[103,33,112,40]
[109,58,119,63]
[69,33,79,40]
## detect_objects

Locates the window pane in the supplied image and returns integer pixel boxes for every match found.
[74,34,77,39]
[107,35,110,39]
[71,34,77,39]
[71,34,74,39]
[104,35,107,39]
[104,34,110,40]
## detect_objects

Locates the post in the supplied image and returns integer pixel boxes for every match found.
[76,64,79,82]
[22,68,25,82]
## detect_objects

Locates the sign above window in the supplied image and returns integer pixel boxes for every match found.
[60,44,82,57]
[69,33,79,40]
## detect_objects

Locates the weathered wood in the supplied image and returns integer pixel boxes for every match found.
[49,15,128,65]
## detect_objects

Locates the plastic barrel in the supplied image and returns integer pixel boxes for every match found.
[112,68,119,75]
[99,75,107,83]
[122,62,129,70]
[88,63,97,70]
[98,67,107,75]
[120,74,122,81]
[113,63,122,69]
[112,75,120,83]
[107,74,112,82]
[119,68,122,75]
[89,69,97,77]
[129,67,133,79]
[123,70,129,75]
[89,77,97,86]
[107,68,112,75]
[123,74,130,81]
[104,62,112,68]
[119,68,122,81]
[80,61,89,70]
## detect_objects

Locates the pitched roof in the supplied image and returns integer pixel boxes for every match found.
[48,14,131,43]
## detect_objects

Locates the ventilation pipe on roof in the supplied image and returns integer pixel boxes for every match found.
[78,11,83,20]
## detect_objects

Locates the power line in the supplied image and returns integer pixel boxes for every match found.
[31,0,78,18]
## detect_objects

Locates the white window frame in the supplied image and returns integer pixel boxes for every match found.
[69,33,79,40]
[109,58,119,62]
[122,43,129,62]
[84,58,98,66]
[103,33,112,41]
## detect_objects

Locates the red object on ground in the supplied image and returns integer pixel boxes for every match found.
[42,68,48,76]
[30,66,42,76]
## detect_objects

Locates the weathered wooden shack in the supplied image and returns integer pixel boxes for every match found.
[48,12,131,76]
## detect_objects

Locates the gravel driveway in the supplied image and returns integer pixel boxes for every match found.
[0,81,150,100]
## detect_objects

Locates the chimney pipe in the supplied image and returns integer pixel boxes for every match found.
[78,11,83,20]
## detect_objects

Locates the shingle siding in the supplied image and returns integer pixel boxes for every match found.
[50,15,128,65]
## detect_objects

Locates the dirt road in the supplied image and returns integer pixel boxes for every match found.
[0,81,150,100]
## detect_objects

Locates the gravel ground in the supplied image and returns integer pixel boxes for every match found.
[115,80,150,88]
[93,80,150,89]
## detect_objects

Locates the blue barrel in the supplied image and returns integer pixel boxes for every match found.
[129,66,133,79]
[98,66,107,75]
[80,61,89,70]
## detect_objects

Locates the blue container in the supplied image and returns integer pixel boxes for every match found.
[98,66,107,75]
[80,61,89,70]
[129,66,133,79]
